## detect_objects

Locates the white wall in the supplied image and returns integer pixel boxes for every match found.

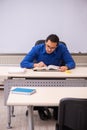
[0,0,87,53]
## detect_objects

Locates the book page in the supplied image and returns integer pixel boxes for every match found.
[47,65,59,70]
[33,65,59,71]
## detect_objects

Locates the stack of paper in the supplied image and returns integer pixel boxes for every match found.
[8,67,26,74]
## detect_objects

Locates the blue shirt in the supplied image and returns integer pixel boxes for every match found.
[20,43,75,69]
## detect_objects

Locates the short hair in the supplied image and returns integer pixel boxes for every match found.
[45,34,59,45]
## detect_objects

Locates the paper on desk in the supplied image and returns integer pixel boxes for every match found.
[65,70,71,73]
[8,67,26,74]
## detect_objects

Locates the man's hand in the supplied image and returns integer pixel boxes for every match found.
[59,66,68,72]
[34,62,46,68]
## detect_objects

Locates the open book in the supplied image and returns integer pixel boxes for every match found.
[11,87,36,95]
[33,65,59,71]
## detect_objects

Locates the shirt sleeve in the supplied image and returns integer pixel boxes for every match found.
[20,46,38,68]
[61,45,76,69]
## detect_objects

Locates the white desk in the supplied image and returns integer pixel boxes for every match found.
[1,66,87,103]
[0,66,87,128]
[0,66,87,78]
[7,87,87,130]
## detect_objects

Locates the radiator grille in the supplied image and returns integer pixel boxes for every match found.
[0,54,25,85]
[0,54,25,66]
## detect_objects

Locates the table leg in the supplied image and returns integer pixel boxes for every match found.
[7,106,12,129]
[27,106,34,130]
[11,106,15,117]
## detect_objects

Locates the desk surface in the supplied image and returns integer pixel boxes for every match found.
[0,66,87,78]
[7,87,87,106]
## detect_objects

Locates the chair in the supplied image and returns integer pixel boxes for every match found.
[35,39,66,47]
[56,98,87,130]
[35,39,45,45]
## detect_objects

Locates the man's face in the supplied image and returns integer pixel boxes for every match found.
[45,40,57,54]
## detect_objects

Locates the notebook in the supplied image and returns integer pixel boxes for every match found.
[11,87,36,95]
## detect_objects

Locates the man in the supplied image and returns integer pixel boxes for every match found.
[20,34,75,120]
[20,34,75,70]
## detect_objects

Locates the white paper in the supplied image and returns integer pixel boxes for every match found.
[8,67,26,74]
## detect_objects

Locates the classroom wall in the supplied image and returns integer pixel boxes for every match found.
[0,0,87,53]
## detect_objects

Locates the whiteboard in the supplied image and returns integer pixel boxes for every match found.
[0,0,87,53]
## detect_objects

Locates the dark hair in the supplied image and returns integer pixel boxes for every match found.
[45,34,59,45]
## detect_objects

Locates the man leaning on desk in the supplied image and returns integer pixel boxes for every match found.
[20,34,76,120]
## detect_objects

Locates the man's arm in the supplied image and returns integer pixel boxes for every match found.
[20,45,46,69]
[20,46,37,68]
[60,45,76,71]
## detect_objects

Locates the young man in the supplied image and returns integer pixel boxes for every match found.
[20,34,75,71]
[20,34,75,120]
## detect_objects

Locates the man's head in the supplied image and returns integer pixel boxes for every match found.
[45,34,59,54]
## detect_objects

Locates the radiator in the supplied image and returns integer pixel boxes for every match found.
[0,54,25,66]
[72,54,87,66]
[0,54,25,85]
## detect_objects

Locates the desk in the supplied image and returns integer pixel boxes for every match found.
[1,66,87,103]
[0,66,87,128]
[0,66,87,78]
[7,87,87,130]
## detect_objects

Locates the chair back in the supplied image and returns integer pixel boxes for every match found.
[35,40,66,46]
[35,40,45,46]
[57,98,87,130]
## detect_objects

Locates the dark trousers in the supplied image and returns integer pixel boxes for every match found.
[34,106,58,120]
